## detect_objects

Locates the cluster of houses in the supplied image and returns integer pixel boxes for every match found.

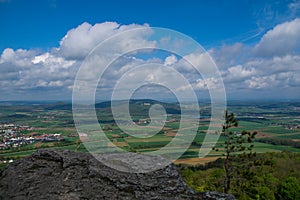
[0,124,61,149]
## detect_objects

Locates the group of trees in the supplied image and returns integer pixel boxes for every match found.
[180,151,300,199]
[179,111,300,200]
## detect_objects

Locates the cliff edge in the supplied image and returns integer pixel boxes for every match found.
[0,150,235,200]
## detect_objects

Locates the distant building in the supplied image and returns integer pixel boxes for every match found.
[0,143,8,150]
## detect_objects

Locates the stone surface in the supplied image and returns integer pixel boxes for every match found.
[0,149,235,200]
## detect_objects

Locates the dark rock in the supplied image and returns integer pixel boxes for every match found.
[0,149,235,200]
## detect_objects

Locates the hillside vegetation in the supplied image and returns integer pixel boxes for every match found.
[179,152,300,200]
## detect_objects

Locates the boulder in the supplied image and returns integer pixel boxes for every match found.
[0,150,235,200]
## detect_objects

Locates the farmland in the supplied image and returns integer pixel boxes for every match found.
[0,100,300,168]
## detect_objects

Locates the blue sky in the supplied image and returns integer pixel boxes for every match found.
[0,0,294,50]
[0,0,300,101]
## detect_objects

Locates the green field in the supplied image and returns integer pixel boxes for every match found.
[0,100,300,166]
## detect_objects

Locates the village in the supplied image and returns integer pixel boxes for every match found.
[0,123,62,150]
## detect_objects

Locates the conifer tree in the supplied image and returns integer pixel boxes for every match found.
[214,111,257,193]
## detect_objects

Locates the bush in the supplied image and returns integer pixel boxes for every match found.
[276,177,300,200]
[256,186,275,200]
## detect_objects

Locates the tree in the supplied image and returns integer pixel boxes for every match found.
[214,110,257,193]
[276,177,300,200]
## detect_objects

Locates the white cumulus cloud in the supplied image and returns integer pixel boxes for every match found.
[59,22,151,59]
[223,65,257,83]
[254,18,300,57]
[164,55,177,66]
[0,19,299,100]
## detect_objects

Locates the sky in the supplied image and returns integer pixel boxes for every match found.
[0,0,300,101]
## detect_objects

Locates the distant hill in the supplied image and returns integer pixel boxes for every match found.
[95,99,181,115]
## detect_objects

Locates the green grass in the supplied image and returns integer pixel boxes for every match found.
[262,126,296,134]
[164,122,180,129]
[0,149,37,158]
[128,141,170,149]
[276,133,300,139]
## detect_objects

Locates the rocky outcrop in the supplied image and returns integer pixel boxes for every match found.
[0,150,235,200]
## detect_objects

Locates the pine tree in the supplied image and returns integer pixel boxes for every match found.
[213,111,257,193]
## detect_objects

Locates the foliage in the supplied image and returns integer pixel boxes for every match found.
[180,167,224,192]
[213,111,257,193]
[179,152,300,200]
[276,177,300,200]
